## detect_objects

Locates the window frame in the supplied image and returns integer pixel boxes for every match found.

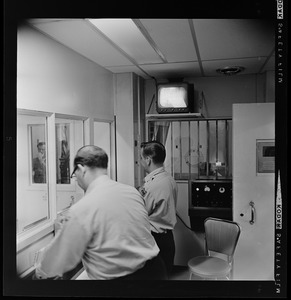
[55,114,86,214]
[17,110,88,252]
[17,109,56,252]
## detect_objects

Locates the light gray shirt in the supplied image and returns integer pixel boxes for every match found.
[141,167,178,233]
[35,175,159,279]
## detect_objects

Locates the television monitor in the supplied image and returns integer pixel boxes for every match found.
[156,82,194,113]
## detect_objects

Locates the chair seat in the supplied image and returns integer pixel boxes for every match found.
[188,256,231,278]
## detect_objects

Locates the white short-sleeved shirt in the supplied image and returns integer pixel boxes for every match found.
[35,175,159,280]
[141,167,178,233]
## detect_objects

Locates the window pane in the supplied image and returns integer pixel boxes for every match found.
[55,118,84,213]
[56,123,71,184]
[17,113,49,234]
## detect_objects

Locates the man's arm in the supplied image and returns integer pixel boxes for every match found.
[34,214,89,279]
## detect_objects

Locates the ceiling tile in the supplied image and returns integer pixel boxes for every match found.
[26,18,276,80]
[28,19,134,67]
[193,19,275,61]
[88,19,163,65]
[139,19,198,63]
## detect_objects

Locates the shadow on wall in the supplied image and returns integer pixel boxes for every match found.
[173,217,205,266]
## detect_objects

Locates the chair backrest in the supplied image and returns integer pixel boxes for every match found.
[204,217,241,257]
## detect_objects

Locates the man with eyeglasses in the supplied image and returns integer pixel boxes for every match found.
[34,145,166,280]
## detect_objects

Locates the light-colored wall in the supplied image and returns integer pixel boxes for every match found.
[16,24,115,276]
[115,73,135,186]
[17,24,114,121]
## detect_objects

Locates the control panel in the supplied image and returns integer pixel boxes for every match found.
[190,180,232,208]
[189,180,232,231]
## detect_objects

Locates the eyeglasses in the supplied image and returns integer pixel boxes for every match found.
[70,165,79,178]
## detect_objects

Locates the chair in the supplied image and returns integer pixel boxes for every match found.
[188,217,241,280]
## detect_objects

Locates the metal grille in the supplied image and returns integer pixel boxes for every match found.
[147,117,232,180]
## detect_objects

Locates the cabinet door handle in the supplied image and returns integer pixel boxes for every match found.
[249,201,255,225]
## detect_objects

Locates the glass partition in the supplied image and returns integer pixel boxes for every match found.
[17,113,113,238]
[55,117,84,213]
[17,111,87,255]
[17,113,50,234]
[56,122,71,184]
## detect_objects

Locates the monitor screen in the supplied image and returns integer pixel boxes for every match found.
[157,83,193,113]
[159,86,187,108]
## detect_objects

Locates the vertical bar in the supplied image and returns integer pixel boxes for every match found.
[225,120,229,178]
[170,121,173,177]
[216,120,218,162]
[197,120,200,179]
[46,116,50,219]
[153,122,157,140]
[216,119,218,180]
[137,76,141,186]
[114,115,118,181]
[47,113,56,221]
[109,120,115,181]
[145,119,148,142]
[179,121,182,179]
[206,120,209,177]
[188,121,191,180]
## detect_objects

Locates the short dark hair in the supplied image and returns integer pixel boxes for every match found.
[37,142,45,148]
[141,141,166,164]
[73,145,108,169]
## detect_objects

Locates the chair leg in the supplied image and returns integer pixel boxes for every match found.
[189,272,192,280]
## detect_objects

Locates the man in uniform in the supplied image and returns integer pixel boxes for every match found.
[139,141,178,277]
